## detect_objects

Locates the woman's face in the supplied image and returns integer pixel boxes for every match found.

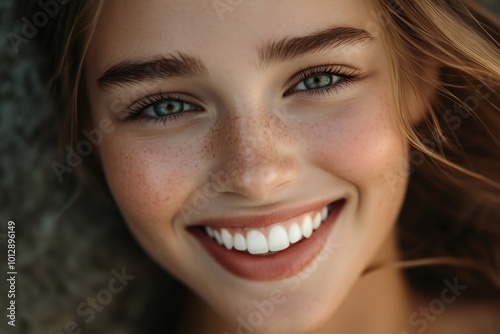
[85,0,414,332]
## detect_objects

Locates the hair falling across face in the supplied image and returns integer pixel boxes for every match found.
[40,0,500,333]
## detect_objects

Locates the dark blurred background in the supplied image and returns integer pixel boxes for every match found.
[479,0,500,12]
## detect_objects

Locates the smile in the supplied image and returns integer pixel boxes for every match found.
[189,199,345,281]
[204,204,331,255]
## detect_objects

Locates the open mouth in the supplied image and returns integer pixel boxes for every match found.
[203,203,333,256]
[189,199,346,281]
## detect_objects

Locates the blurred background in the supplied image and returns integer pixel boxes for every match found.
[480,0,500,11]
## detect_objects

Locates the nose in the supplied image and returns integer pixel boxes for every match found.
[210,106,298,202]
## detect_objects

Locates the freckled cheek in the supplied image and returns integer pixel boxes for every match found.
[307,106,406,183]
[99,137,198,225]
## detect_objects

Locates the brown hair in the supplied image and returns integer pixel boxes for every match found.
[370,0,500,299]
[27,0,500,330]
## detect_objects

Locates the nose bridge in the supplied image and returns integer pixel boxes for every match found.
[232,107,277,161]
[212,104,296,200]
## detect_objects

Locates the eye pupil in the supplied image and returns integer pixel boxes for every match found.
[154,100,183,116]
[304,73,332,89]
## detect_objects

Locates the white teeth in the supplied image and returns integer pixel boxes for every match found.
[213,230,222,245]
[268,225,290,252]
[204,204,332,254]
[302,215,313,238]
[246,230,269,255]
[205,226,215,238]
[288,223,303,244]
[221,229,233,250]
[321,206,328,220]
[233,232,246,251]
[313,212,322,230]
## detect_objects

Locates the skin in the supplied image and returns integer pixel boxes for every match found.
[84,0,429,332]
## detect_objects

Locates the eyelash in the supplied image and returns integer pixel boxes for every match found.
[124,92,199,125]
[123,64,360,125]
[284,64,358,97]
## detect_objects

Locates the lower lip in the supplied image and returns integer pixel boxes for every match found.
[189,200,345,281]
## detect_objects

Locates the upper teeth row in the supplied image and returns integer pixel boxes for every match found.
[205,205,329,255]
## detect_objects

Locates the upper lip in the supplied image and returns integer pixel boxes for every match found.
[190,198,343,229]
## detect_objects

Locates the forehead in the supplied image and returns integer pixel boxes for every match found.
[87,0,377,74]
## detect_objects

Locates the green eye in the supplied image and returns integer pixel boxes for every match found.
[293,73,340,92]
[285,65,358,97]
[144,100,198,117]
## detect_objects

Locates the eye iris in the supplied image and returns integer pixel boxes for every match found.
[153,101,183,116]
[304,73,332,89]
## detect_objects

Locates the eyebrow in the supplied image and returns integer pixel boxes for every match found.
[256,26,373,70]
[97,52,209,88]
[97,26,372,88]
